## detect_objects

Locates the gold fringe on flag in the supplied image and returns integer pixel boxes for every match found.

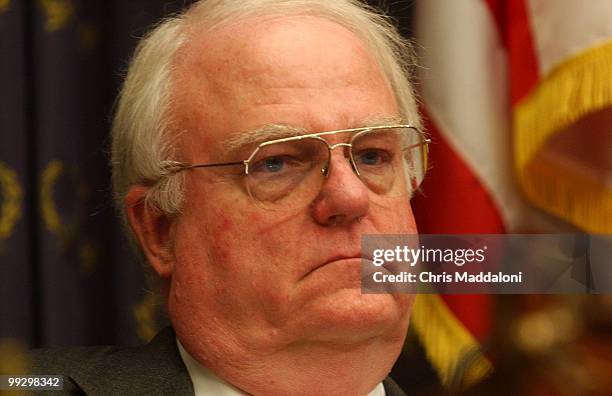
[513,41,612,233]
[411,295,493,389]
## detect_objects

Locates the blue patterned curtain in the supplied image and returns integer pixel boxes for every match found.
[0,1,198,361]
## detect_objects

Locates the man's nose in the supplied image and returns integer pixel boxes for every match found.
[310,152,370,226]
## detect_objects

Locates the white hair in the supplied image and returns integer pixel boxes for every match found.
[111,0,420,226]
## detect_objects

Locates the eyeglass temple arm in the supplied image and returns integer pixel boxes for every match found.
[167,161,247,174]
[182,161,245,169]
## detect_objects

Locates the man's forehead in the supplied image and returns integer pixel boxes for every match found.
[171,13,399,161]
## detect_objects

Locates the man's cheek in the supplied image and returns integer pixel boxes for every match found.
[382,201,416,233]
[372,212,412,234]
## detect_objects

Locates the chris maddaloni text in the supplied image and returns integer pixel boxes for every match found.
[372,271,523,284]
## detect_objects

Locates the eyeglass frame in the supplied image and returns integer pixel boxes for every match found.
[169,125,431,183]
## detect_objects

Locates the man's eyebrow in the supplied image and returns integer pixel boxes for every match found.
[224,124,306,153]
[361,115,405,127]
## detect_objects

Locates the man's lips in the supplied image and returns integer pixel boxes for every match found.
[299,253,373,281]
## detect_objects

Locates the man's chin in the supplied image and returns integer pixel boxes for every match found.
[298,289,413,344]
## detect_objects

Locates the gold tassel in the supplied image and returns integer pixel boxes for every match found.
[410,295,493,389]
[513,41,612,233]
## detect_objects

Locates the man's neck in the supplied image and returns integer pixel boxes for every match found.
[177,336,398,396]
[178,340,247,395]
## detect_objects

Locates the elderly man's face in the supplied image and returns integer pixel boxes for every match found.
[165,15,416,379]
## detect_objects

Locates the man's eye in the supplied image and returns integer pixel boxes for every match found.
[356,149,390,166]
[264,157,285,172]
[252,156,292,174]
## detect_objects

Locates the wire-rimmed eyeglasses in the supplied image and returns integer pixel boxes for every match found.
[169,125,430,211]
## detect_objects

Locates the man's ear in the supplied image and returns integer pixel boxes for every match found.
[125,186,175,278]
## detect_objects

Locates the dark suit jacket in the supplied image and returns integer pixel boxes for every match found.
[30,327,407,396]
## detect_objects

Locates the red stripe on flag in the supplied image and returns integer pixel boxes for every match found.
[506,0,540,104]
[411,108,506,341]
[412,113,507,234]
[484,0,540,104]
